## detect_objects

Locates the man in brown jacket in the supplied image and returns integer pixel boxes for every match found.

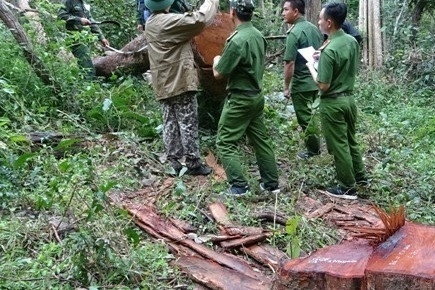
[145,0,218,175]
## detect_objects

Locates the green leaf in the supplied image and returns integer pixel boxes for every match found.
[58,160,71,173]
[285,216,299,235]
[9,135,28,143]
[290,237,301,258]
[13,153,36,168]
[99,181,117,193]
[0,117,11,127]
[124,228,140,247]
[55,139,80,150]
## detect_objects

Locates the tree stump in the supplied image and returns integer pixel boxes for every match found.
[275,222,435,290]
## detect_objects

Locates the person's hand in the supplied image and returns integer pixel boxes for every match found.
[137,24,144,32]
[101,38,109,47]
[81,18,91,25]
[284,89,291,99]
[313,50,320,61]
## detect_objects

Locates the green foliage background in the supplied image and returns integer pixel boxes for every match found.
[1,0,434,288]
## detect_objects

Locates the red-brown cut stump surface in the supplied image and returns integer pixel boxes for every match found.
[275,242,373,290]
[365,222,435,290]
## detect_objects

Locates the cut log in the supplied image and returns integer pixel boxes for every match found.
[274,241,374,290]
[175,256,272,290]
[365,222,435,289]
[193,14,234,99]
[93,33,149,77]
[275,221,435,289]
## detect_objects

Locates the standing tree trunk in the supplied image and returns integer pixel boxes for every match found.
[359,0,368,65]
[371,0,383,68]
[359,0,383,68]
[305,0,321,25]
[0,0,58,93]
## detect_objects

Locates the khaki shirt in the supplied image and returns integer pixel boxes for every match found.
[317,29,359,97]
[145,0,218,100]
[283,17,322,93]
[214,22,266,94]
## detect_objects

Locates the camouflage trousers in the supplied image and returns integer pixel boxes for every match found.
[161,92,200,169]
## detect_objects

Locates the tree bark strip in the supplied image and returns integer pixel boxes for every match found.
[175,256,272,290]
[220,233,270,249]
[126,204,270,282]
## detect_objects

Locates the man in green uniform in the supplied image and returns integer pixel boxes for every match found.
[307,2,366,199]
[145,0,217,175]
[213,0,279,195]
[282,0,322,160]
[59,0,109,79]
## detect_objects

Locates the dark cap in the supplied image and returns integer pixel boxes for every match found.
[229,0,255,13]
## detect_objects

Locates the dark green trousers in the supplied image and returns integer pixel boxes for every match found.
[320,95,366,188]
[293,90,320,154]
[216,93,278,188]
[71,43,95,79]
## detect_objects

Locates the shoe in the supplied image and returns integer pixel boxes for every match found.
[325,186,357,200]
[259,182,280,194]
[297,151,320,160]
[186,164,212,176]
[223,185,250,196]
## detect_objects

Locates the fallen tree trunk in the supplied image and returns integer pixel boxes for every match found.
[93,33,149,77]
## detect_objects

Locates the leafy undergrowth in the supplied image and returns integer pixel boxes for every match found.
[1,71,434,289]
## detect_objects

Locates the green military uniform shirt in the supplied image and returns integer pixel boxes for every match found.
[317,29,359,97]
[58,0,105,41]
[214,22,266,94]
[283,17,322,93]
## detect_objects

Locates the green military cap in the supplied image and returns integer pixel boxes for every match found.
[145,0,175,11]
[229,0,255,13]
